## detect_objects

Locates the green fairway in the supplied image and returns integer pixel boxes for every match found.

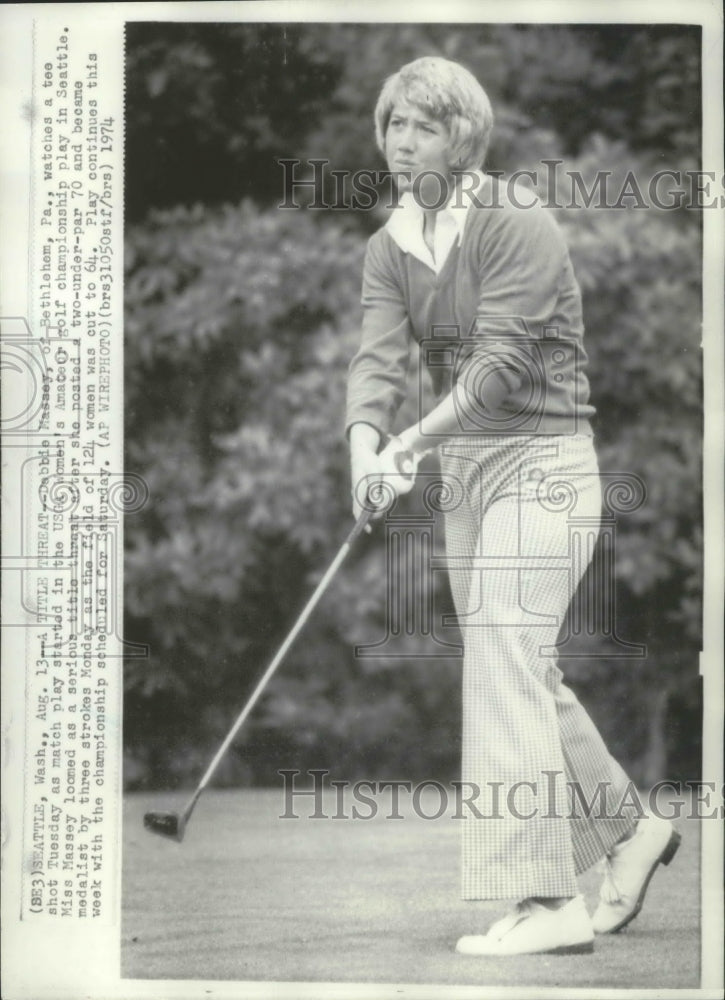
[122,788,699,988]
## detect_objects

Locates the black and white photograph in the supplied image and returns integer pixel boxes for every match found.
[1,3,723,998]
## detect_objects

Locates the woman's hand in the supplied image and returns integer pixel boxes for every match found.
[349,422,383,524]
[351,437,425,525]
[349,423,428,524]
[350,445,384,523]
[377,436,422,493]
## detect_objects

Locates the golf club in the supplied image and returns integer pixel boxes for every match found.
[144,504,377,842]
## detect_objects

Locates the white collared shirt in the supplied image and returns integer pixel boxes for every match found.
[385,170,487,274]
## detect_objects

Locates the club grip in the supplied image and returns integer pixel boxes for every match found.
[346,505,375,545]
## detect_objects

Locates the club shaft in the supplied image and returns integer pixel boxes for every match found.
[194,509,373,794]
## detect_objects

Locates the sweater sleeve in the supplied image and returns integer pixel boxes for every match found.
[455,193,569,421]
[345,233,412,440]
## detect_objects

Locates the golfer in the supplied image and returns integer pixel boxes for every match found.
[346,57,680,956]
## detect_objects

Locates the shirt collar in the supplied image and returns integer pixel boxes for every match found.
[385,170,486,271]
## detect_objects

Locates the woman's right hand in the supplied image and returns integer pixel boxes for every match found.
[351,435,421,523]
[350,446,383,523]
[349,423,384,523]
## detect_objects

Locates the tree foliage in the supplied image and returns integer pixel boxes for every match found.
[124,23,703,789]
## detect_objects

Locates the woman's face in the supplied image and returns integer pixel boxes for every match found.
[385,100,453,202]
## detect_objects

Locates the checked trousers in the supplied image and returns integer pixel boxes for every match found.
[439,434,636,900]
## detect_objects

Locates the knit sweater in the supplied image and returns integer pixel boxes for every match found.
[345,175,595,442]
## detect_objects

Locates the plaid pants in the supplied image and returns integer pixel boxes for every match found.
[439,434,635,900]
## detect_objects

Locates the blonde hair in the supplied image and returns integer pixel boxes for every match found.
[374,57,494,171]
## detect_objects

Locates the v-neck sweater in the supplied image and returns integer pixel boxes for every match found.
[345,176,595,442]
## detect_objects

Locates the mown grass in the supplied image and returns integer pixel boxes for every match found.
[122,788,699,988]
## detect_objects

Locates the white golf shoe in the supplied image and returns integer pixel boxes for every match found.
[455,895,594,956]
[592,814,681,934]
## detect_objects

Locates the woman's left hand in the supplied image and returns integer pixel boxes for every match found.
[377,436,423,497]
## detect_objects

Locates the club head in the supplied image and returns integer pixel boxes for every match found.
[143,810,186,843]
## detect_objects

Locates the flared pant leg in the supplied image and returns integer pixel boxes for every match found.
[440,435,635,901]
